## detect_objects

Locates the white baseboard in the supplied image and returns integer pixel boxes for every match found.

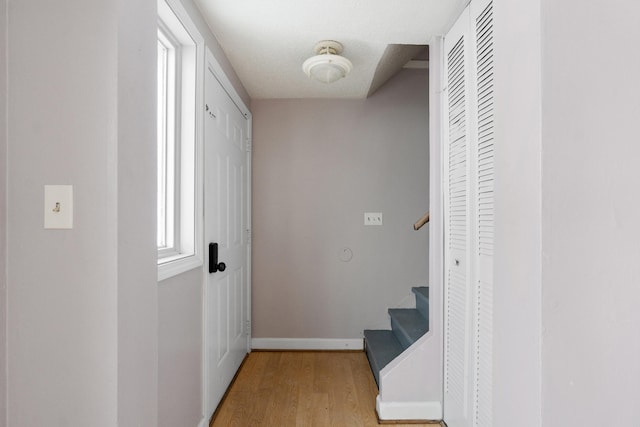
[197,416,209,427]
[251,338,363,351]
[376,396,442,421]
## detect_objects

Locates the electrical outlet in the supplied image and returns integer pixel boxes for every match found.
[364,212,383,226]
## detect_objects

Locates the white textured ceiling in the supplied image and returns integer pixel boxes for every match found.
[194,0,467,99]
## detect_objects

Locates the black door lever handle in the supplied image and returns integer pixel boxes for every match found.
[209,242,226,274]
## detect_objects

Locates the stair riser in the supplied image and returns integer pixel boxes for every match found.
[412,287,430,320]
[390,317,413,349]
[415,296,429,320]
[365,345,381,386]
[363,329,405,387]
[388,308,429,350]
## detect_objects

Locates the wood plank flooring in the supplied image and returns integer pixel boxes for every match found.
[210,351,442,426]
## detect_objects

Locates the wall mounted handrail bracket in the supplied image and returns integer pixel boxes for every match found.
[413,211,429,230]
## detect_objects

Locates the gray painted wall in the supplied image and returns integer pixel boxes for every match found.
[540,0,640,424]
[0,0,7,423]
[251,69,429,340]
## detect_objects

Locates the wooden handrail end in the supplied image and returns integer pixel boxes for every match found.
[413,212,430,230]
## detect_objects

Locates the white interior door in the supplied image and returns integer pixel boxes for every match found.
[203,50,251,416]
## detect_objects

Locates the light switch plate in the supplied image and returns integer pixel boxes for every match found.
[364,212,383,226]
[44,185,73,229]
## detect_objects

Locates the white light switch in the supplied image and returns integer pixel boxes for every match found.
[364,212,383,226]
[44,185,73,229]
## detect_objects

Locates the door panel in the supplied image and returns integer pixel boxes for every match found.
[472,1,494,426]
[444,8,472,426]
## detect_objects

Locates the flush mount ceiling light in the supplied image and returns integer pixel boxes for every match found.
[302,40,353,84]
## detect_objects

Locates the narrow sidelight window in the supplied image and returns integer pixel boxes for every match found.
[157,0,204,280]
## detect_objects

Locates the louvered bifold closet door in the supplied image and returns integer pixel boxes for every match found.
[443,8,472,427]
[444,1,495,426]
[472,1,494,426]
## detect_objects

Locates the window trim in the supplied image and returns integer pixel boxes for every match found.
[157,26,179,258]
[157,0,204,281]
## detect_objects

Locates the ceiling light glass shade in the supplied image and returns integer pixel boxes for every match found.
[302,41,353,84]
[302,54,353,84]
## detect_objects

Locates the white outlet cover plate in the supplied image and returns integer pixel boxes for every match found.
[44,185,73,229]
[364,212,383,226]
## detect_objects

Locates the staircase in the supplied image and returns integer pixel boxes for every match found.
[364,286,429,386]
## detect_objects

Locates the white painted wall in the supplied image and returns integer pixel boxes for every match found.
[540,0,640,424]
[186,0,251,108]
[6,0,249,424]
[158,269,203,427]
[427,35,444,400]
[492,0,640,425]
[251,69,429,340]
[8,1,119,423]
[6,0,157,424]
[492,0,542,425]
[116,0,158,424]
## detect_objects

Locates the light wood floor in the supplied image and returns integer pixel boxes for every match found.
[210,351,443,426]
